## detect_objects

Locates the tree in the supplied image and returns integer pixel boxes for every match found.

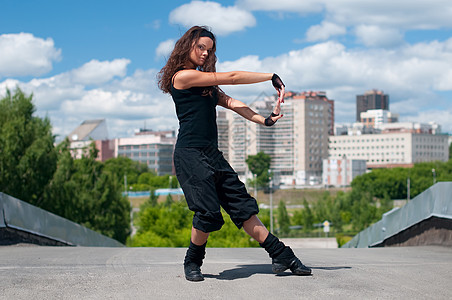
[0,88,57,205]
[43,141,131,243]
[277,200,290,235]
[450,142,452,160]
[246,152,272,188]
[103,156,149,190]
[146,189,159,207]
[130,201,192,247]
[292,198,314,232]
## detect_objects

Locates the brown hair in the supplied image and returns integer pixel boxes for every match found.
[157,26,218,94]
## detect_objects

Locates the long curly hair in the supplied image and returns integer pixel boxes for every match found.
[157,26,218,95]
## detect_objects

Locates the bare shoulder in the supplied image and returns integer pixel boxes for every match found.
[173,69,203,89]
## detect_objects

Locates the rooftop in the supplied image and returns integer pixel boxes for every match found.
[1,245,451,299]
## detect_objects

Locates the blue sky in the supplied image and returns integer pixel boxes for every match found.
[1,0,452,139]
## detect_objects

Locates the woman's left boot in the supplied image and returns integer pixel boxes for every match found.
[183,241,207,282]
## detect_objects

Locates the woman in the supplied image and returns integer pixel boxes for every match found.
[158,26,311,282]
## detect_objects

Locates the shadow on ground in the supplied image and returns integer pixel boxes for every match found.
[204,264,351,280]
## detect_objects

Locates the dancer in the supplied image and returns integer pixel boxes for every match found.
[158,26,311,281]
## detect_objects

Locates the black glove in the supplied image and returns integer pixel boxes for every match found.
[264,112,279,126]
[271,74,285,89]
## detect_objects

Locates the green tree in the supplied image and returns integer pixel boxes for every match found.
[208,213,259,247]
[277,200,290,235]
[0,88,57,205]
[164,193,174,207]
[103,156,149,190]
[449,142,452,160]
[246,152,272,188]
[145,189,158,207]
[43,141,131,243]
[292,198,314,232]
[130,201,192,247]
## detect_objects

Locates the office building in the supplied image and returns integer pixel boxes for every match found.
[356,90,389,121]
[328,132,449,169]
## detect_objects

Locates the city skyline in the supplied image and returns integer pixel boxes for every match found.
[1,0,452,140]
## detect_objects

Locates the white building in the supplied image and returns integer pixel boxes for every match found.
[380,122,441,135]
[329,132,449,168]
[114,130,176,175]
[360,109,398,129]
[323,158,367,187]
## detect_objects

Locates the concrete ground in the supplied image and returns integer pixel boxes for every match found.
[0,245,451,299]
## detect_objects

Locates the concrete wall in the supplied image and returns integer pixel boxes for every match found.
[343,182,452,248]
[0,192,123,247]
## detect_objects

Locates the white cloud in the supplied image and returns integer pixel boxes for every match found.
[3,33,452,140]
[0,33,61,77]
[237,0,324,13]
[306,21,347,42]
[169,1,256,36]
[324,0,452,30]
[0,59,177,140]
[70,59,130,85]
[146,19,161,30]
[155,39,175,60]
[239,0,452,51]
[240,0,452,30]
[354,25,404,48]
[215,38,452,132]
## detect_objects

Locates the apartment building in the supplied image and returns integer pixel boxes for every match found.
[218,91,333,186]
[328,132,449,168]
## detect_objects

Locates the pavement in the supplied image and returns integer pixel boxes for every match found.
[1,245,451,299]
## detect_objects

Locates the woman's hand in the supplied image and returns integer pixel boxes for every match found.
[272,74,285,103]
[264,97,284,126]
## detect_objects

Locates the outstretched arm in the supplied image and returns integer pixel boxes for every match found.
[173,70,286,103]
[173,70,273,89]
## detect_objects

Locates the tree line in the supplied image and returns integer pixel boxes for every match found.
[1,89,166,244]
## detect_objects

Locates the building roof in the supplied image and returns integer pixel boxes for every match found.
[67,119,106,142]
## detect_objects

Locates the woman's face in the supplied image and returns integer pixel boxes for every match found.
[187,36,214,68]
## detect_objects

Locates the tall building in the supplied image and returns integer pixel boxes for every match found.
[218,91,333,186]
[356,90,389,121]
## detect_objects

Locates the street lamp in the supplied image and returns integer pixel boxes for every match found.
[268,170,273,234]
[253,173,257,200]
[432,169,436,185]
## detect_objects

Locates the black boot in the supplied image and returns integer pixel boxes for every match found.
[272,247,312,275]
[260,233,311,276]
[184,262,204,282]
[183,241,206,282]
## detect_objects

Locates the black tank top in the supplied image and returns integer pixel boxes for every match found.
[171,82,218,148]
